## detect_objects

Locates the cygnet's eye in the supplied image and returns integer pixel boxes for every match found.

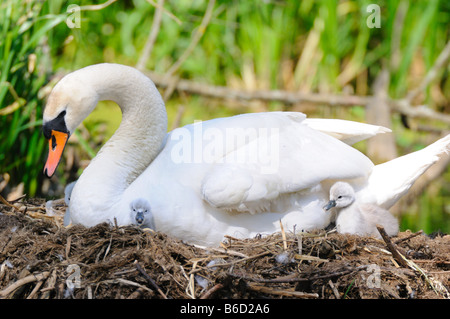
[133,208,136,212]
[337,196,343,199]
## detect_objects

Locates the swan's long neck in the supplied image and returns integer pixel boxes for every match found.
[70,64,167,221]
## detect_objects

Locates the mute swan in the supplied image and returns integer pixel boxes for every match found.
[42,63,450,246]
[130,198,155,229]
[324,182,398,238]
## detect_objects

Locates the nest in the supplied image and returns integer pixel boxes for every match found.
[0,197,449,299]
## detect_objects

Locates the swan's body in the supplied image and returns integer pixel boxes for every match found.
[42,63,450,246]
[325,182,399,238]
[130,198,155,229]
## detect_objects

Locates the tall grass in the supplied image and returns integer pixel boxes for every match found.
[0,1,66,196]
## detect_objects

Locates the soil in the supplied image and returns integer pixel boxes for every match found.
[0,198,449,299]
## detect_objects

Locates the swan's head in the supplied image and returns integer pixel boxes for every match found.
[324,182,356,211]
[42,71,99,177]
[130,198,153,227]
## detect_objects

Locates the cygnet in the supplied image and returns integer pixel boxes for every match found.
[130,198,155,230]
[63,181,77,226]
[324,182,398,238]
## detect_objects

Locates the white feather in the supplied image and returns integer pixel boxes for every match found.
[42,63,449,246]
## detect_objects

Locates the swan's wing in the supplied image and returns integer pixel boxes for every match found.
[359,133,450,209]
[168,112,374,214]
[302,118,391,145]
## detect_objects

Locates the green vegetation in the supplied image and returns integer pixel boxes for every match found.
[0,0,449,233]
[0,1,66,196]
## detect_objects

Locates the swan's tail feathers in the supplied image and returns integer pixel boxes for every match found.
[302,118,391,145]
[364,134,450,209]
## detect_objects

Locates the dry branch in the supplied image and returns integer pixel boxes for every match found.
[406,40,450,103]
[0,271,50,298]
[136,0,165,71]
[135,260,168,299]
[145,70,450,125]
[78,0,117,11]
[145,0,182,25]
[246,283,319,299]
[229,266,367,284]
[164,0,216,79]
[199,283,224,299]
[376,225,409,268]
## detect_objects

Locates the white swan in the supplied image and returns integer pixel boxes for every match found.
[324,182,399,238]
[42,63,450,246]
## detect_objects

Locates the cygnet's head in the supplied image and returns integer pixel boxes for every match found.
[324,182,356,211]
[64,181,77,205]
[130,198,153,227]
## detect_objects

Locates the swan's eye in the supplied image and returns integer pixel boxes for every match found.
[337,196,342,199]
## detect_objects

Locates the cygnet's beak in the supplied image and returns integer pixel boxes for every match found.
[44,130,69,178]
[135,211,144,225]
[323,199,336,211]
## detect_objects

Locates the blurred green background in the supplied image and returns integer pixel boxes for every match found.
[0,0,449,234]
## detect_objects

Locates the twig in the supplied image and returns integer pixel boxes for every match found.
[394,230,423,244]
[145,0,181,25]
[136,0,165,71]
[170,104,185,130]
[328,280,340,299]
[127,287,147,299]
[0,271,50,298]
[246,283,319,299]
[101,278,154,294]
[199,283,224,299]
[294,254,329,263]
[279,220,287,251]
[78,0,117,11]
[389,99,450,124]
[164,0,216,79]
[406,40,450,103]
[26,280,44,299]
[229,266,366,284]
[65,235,72,261]
[145,70,450,125]
[205,251,271,269]
[376,230,448,298]
[0,193,20,212]
[146,70,371,105]
[134,260,168,299]
[188,251,271,276]
[389,0,409,71]
[103,235,113,261]
[40,270,57,299]
[376,225,409,268]
[193,244,248,258]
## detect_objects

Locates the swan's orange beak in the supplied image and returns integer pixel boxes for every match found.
[44,130,69,178]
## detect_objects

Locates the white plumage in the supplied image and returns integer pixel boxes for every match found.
[42,63,450,246]
[324,182,399,238]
